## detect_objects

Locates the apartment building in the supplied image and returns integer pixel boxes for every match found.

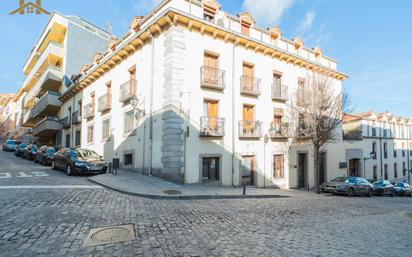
[343,112,412,184]
[59,0,348,188]
[0,94,14,141]
[16,12,111,145]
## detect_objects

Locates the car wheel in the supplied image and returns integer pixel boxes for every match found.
[348,187,355,197]
[367,189,373,197]
[41,159,46,166]
[51,161,57,170]
[66,165,72,176]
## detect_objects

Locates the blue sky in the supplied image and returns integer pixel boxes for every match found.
[0,0,411,116]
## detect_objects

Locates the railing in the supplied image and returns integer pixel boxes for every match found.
[72,111,81,124]
[269,122,292,138]
[98,94,112,112]
[33,116,61,136]
[272,83,288,101]
[119,80,137,102]
[199,116,225,137]
[238,120,262,138]
[343,129,362,140]
[296,123,311,139]
[240,75,261,96]
[84,103,95,119]
[200,66,225,90]
[60,116,71,129]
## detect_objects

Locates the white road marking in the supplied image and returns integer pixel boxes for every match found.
[0,185,102,189]
[0,172,49,179]
[0,173,12,179]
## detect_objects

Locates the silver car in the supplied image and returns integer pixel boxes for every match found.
[335,177,373,197]
[320,176,348,193]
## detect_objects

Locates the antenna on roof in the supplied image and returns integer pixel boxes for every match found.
[107,22,113,35]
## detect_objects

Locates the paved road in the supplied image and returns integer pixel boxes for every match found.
[0,149,412,257]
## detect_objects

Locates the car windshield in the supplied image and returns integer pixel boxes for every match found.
[75,149,100,159]
[6,140,16,145]
[373,181,384,185]
[32,146,38,151]
[331,177,347,182]
[46,148,55,153]
[19,144,27,148]
[346,177,357,184]
[395,183,404,187]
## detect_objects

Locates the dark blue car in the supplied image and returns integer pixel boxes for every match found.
[34,146,56,166]
[14,143,27,157]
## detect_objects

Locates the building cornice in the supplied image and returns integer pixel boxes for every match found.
[60,8,348,103]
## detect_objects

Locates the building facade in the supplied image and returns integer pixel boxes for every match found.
[16,12,111,145]
[58,0,349,189]
[343,112,412,184]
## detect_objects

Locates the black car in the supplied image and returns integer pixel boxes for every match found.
[372,180,395,196]
[14,143,28,157]
[2,139,21,152]
[51,148,107,175]
[34,146,56,165]
[394,182,412,197]
[23,144,38,160]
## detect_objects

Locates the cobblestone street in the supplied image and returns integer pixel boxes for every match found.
[1,149,412,257]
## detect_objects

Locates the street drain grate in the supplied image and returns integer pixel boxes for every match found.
[83,224,135,247]
[163,189,182,195]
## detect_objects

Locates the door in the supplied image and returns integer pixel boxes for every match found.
[207,100,218,130]
[202,157,220,181]
[319,152,326,184]
[204,52,219,84]
[242,156,256,185]
[242,105,254,133]
[242,63,254,90]
[298,153,307,188]
[349,159,360,177]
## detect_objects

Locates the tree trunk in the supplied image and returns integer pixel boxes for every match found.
[314,146,320,194]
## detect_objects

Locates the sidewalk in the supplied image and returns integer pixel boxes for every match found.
[88,170,296,200]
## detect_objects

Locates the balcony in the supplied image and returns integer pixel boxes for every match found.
[199,116,225,137]
[33,116,62,137]
[200,66,225,90]
[269,122,292,138]
[23,91,61,126]
[98,94,112,112]
[343,129,363,140]
[272,83,288,101]
[72,111,81,125]
[60,116,71,129]
[240,76,261,96]
[119,80,137,102]
[238,120,262,138]
[296,123,311,139]
[84,103,95,119]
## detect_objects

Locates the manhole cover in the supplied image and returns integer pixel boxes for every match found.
[163,189,182,195]
[83,224,135,247]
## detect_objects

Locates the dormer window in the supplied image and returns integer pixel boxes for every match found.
[202,0,220,22]
[238,13,255,36]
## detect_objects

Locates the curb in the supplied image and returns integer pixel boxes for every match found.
[88,178,290,200]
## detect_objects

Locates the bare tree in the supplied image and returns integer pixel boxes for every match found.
[292,73,350,194]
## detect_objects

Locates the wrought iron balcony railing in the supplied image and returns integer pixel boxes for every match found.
[119,80,137,102]
[238,120,262,138]
[240,75,261,96]
[199,116,225,137]
[200,66,225,90]
[272,83,288,101]
[84,103,95,119]
[71,111,81,125]
[98,93,112,112]
[60,116,71,129]
[269,122,292,138]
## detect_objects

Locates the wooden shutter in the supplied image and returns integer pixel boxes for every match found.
[243,105,254,130]
[243,63,254,90]
[204,52,219,84]
[208,101,218,129]
[274,108,283,126]
[274,155,284,178]
[241,21,250,35]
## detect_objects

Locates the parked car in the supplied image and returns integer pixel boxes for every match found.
[2,139,21,152]
[51,148,107,175]
[14,143,28,157]
[23,144,38,160]
[34,146,56,165]
[320,176,348,193]
[394,182,412,197]
[372,180,395,196]
[334,177,373,197]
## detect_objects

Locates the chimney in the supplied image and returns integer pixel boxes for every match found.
[36,0,41,14]
[19,0,24,14]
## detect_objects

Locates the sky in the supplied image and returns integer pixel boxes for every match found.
[0,0,411,116]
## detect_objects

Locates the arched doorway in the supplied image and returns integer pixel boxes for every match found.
[348,158,361,177]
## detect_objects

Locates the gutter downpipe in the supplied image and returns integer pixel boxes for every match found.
[231,37,236,187]
[71,96,76,147]
[148,30,155,177]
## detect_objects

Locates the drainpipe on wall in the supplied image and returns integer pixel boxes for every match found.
[231,40,236,187]
[379,136,383,179]
[71,96,76,148]
[148,30,155,177]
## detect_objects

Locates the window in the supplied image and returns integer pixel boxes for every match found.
[394,163,398,178]
[124,153,133,166]
[242,62,254,91]
[384,164,388,180]
[402,143,405,157]
[372,120,376,137]
[373,165,377,180]
[383,142,387,159]
[273,154,284,179]
[124,110,135,134]
[102,119,111,140]
[393,143,397,158]
[87,125,94,143]
[75,130,81,146]
[203,1,217,22]
[297,79,305,106]
[203,51,219,85]
[241,21,250,36]
[273,108,283,126]
[403,162,406,177]
[78,100,82,116]
[372,142,377,159]
[65,134,70,148]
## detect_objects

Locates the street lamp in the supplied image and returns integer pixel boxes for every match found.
[130,96,145,120]
[363,151,376,178]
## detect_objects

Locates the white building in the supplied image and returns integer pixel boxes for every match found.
[343,112,412,184]
[59,0,348,188]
